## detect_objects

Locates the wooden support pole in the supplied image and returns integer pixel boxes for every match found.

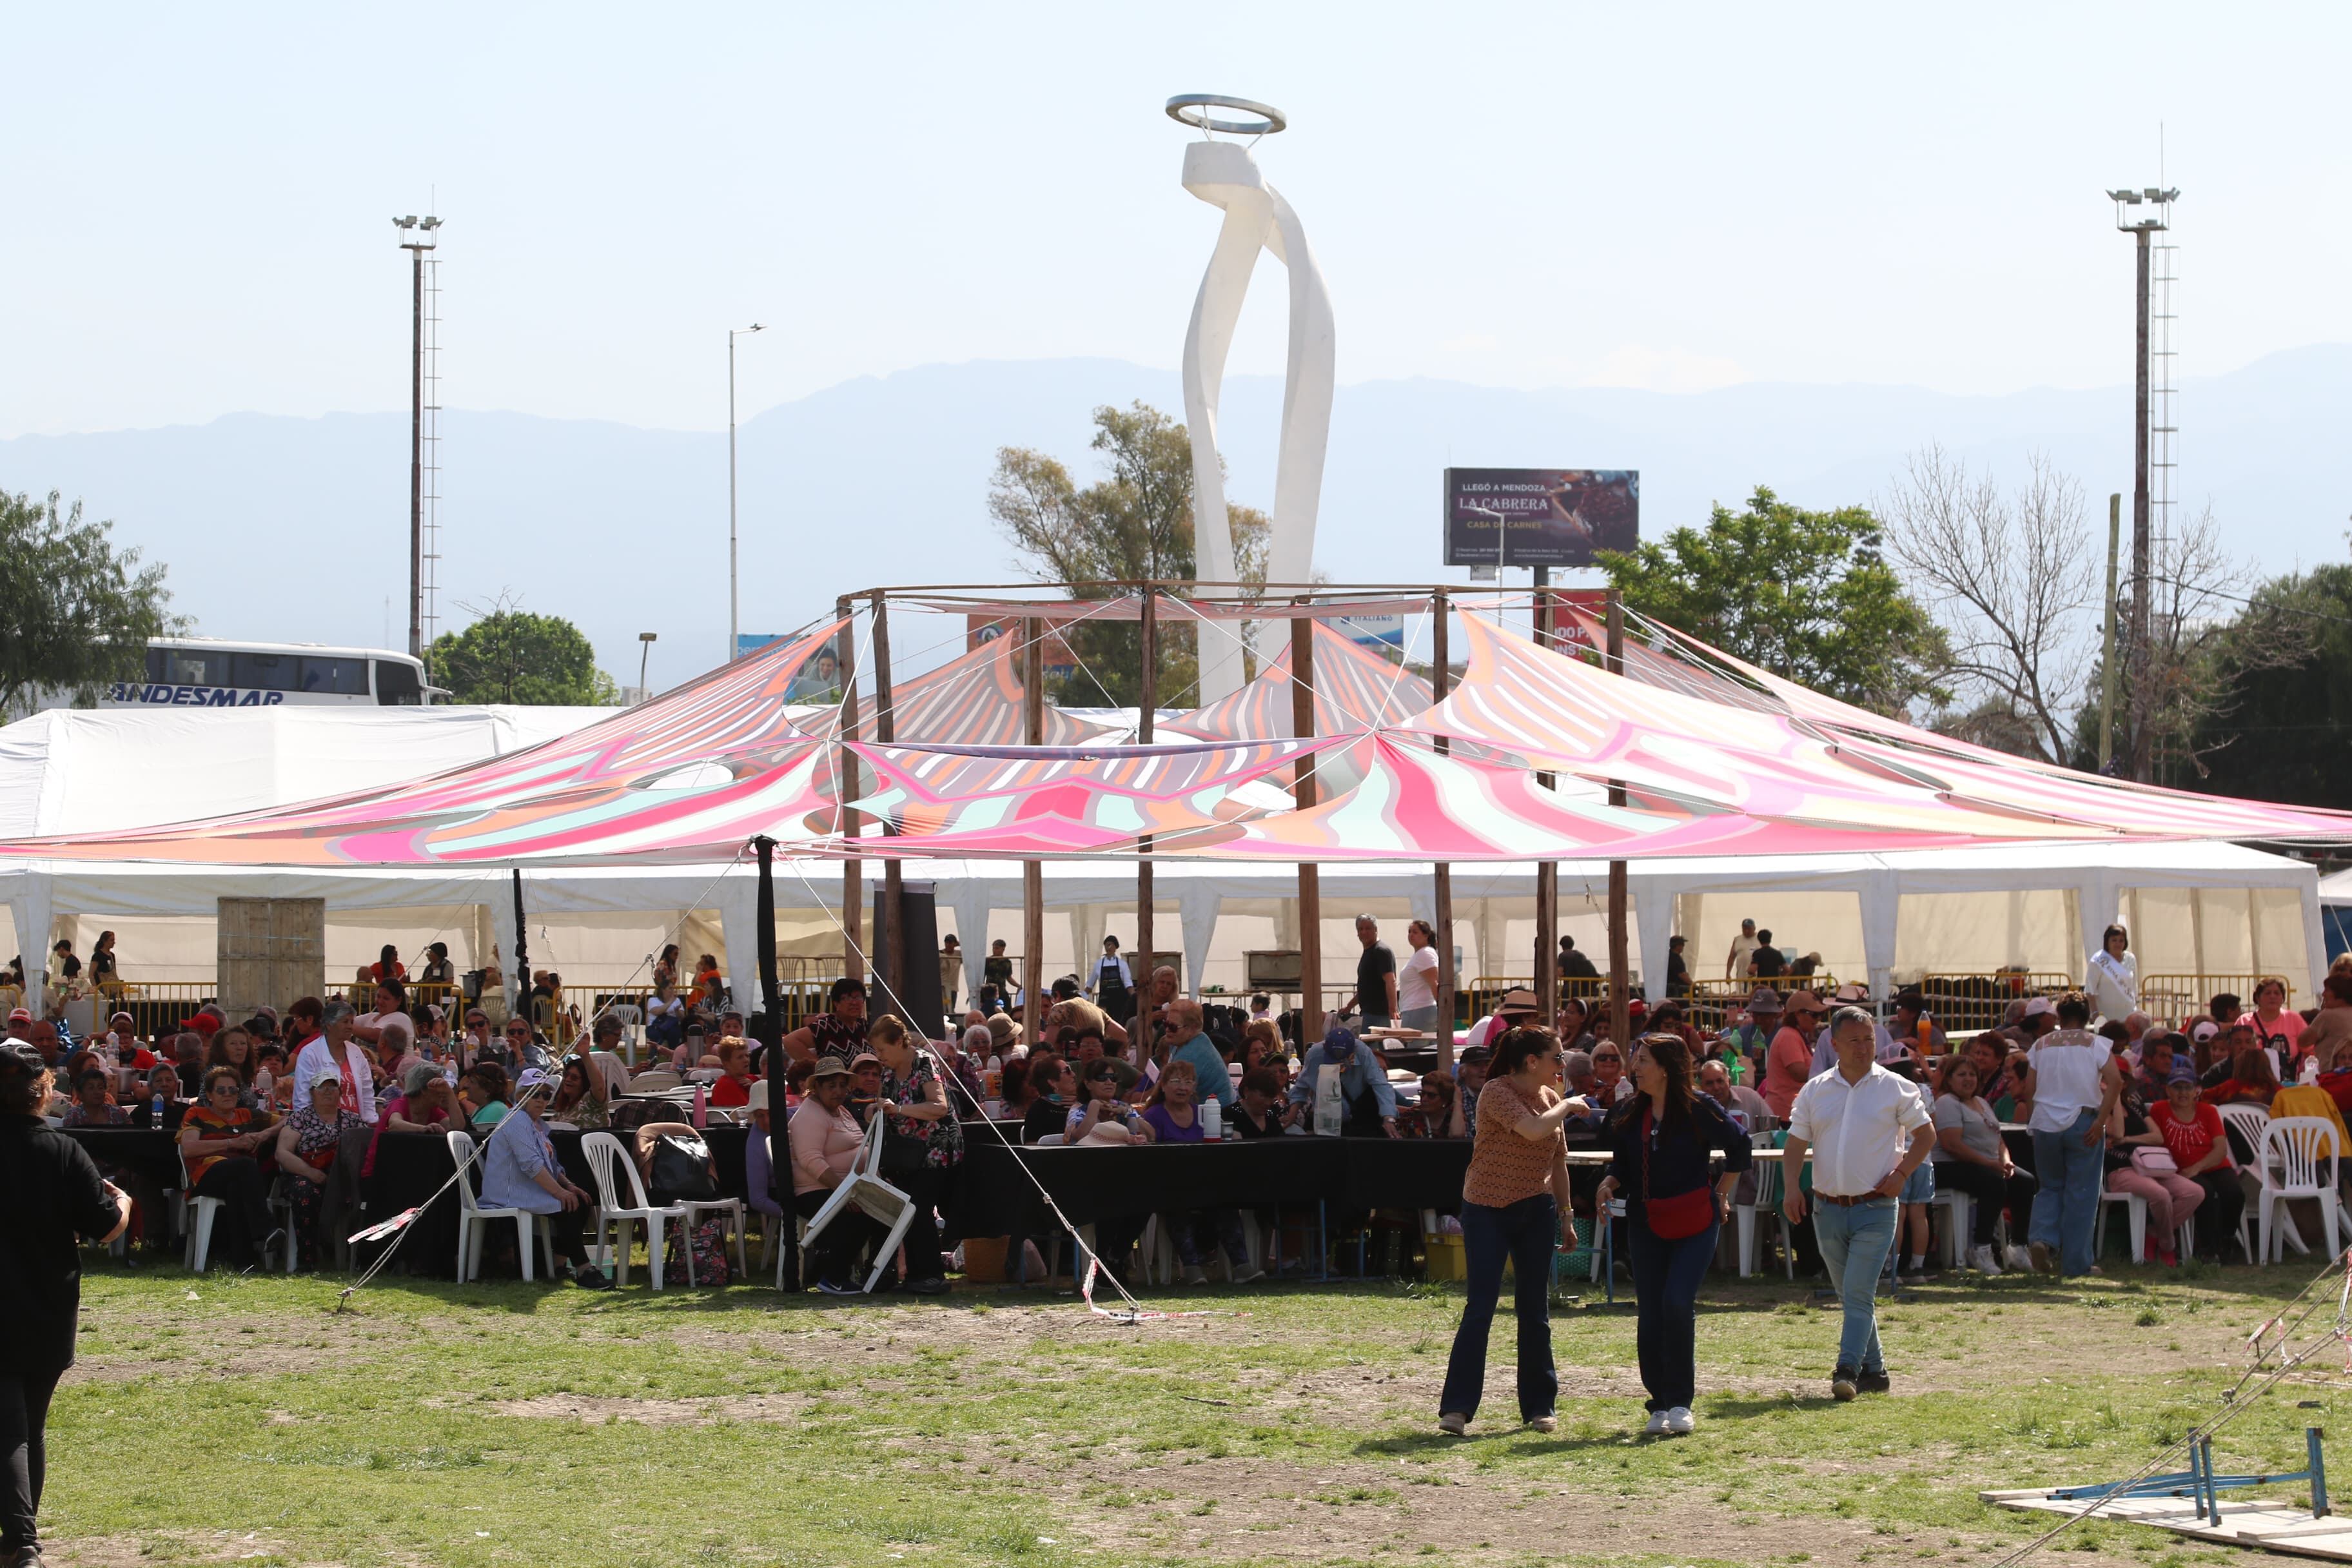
[1430,589,1456,1070]
[1532,569,1558,1032]
[869,591,905,1019]
[834,595,864,984]
[1291,609,1324,1044]
[1605,590,1631,1050]
[1022,617,1045,1050]
[1135,583,1156,1029]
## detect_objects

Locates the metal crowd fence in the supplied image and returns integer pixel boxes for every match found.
[2139,972,2293,1029]
[1914,972,2074,1033]
[1680,975,1840,1034]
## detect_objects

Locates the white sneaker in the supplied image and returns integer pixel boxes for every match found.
[1662,1406,1696,1435]
[2003,1244,2034,1273]
[1644,1409,1670,1436]
[1967,1244,2001,1275]
[1182,1264,1208,1286]
[1229,1266,1266,1284]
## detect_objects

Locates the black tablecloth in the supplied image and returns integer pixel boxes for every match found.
[956,1134,1494,1235]
[61,1128,183,1190]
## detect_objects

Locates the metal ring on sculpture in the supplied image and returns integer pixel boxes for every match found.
[1165,93,1286,136]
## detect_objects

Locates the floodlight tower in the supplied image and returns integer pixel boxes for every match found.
[393,214,443,662]
[728,322,765,663]
[1166,93,1335,704]
[2108,186,2175,783]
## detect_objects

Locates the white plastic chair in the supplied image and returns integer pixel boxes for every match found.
[2089,1188,2198,1266]
[2218,1102,2273,1166]
[179,1144,227,1273]
[2093,1190,2149,1264]
[447,1129,554,1282]
[2259,1117,2344,1264]
[1738,1159,1796,1279]
[800,1113,917,1295]
[1927,1187,1973,1269]
[587,1050,632,1098]
[580,1130,693,1289]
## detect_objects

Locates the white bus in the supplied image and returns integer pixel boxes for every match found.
[93,638,440,709]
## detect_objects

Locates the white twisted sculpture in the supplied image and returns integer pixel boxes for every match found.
[1171,99,1335,705]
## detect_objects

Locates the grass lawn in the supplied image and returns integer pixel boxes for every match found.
[41,1251,2347,1568]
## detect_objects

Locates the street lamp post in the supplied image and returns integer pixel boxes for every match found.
[637,632,658,705]
[728,323,766,663]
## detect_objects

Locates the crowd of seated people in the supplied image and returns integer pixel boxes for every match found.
[24,945,2352,1292]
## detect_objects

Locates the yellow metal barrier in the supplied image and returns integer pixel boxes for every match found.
[1680,975,1841,1034]
[1915,972,2073,1033]
[84,981,219,1043]
[2140,973,2293,1028]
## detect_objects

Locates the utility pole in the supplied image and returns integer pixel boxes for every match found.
[727,324,765,663]
[2110,186,2175,783]
[391,215,441,661]
[2099,494,2120,773]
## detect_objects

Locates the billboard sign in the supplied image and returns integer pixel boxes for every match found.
[1443,469,1639,568]
[1333,614,1406,659]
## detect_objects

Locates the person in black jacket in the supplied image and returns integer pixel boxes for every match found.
[2,1040,132,1566]
[1594,1032,1749,1438]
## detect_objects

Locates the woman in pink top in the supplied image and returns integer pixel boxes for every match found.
[785,1057,883,1294]
[2240,977,2307,1077]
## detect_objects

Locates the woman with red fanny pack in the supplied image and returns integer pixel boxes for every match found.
[1595,1032,1752,1436]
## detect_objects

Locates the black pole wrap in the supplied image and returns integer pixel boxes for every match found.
[510,867,531,1026]
[754,835,782,1062]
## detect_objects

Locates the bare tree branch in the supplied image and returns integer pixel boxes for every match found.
[1880,446,2096,762]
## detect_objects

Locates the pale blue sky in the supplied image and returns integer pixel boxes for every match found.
[6,3,2346,438]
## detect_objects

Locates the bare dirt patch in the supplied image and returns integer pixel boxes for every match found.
[50,1531,291,1568]
[1034,1455,2151,1567]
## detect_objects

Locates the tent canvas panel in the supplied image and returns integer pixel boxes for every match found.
[1676,890,1867,986]
[1892,888,2080,986]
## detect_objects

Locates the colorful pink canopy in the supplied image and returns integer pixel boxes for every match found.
[1398,614,2352,845]
[0,625,847,867]
[7,598,2351,870]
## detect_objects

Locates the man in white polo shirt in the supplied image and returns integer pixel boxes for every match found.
[1780,1004,1934,1402]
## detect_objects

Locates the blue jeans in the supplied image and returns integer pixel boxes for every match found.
[1812,1198,1898,1375]
[1440,1195,1557,1422]
[2030,1109,2105,1276]
[1627,1214,1718,1411]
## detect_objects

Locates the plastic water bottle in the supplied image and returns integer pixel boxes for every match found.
[1201,1097,1222,1141]
[691,1081,707,1128]
[150,1090,166,1126]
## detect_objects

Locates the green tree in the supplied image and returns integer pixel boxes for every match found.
[0,490,180,718]
[1596,486,1950,715]
[2183,564,2352,805]
[427,600,618,705]
[988,402,1269,707]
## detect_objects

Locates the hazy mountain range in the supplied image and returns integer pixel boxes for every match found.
[4,347,2347,688]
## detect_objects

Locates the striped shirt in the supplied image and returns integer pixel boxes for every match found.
[1462,1078,1564,1208]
